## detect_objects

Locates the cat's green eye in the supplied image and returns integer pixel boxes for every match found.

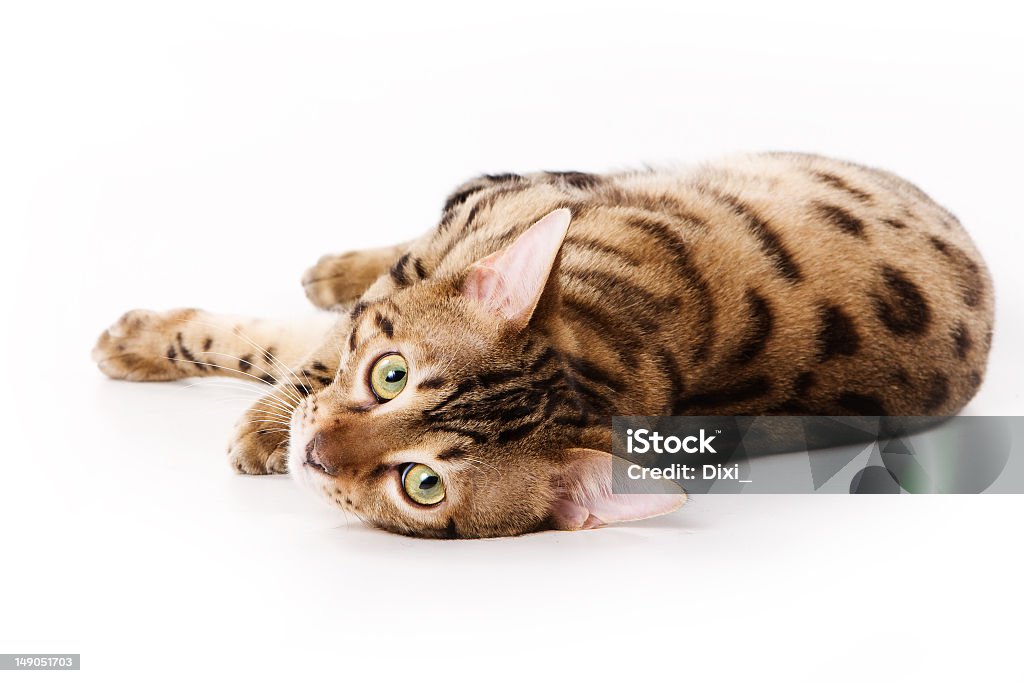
[369,353,409,401]
[401,463,446,506]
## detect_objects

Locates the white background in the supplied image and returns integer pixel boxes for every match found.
[1,1,1022,681]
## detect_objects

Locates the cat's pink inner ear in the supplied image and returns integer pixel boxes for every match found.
[462,208,572,326]
[549,448,687,531]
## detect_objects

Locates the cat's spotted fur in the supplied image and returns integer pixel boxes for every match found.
[93,152,994,538]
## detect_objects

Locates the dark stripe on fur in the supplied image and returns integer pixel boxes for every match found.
[413,257,427,280]
[815,202,866,238]
[703,191,804,282]
[654,348,686,414]
[390,252,411,286]
[431,425,489,444]
[624,215,717,360]
[563,235,643,267]
[497,420,544,444]
[546,171,602,189]
[732,290,773,364]
[813,171,874,202]
[418,376,447,390]
[436,447,466,460]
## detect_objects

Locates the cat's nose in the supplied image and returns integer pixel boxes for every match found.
[303,433,336,476]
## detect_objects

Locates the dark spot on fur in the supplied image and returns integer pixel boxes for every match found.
[881,217,908,230]
[676,376,772,410]
[772,400,815,414]
[819,305,861,359]
[259,373,276,384]
[922,374,950,412]
[873,266,931,336]
[167,345,177,362]
[349,300,369,322]
[413,257,427,279]
[837,392,887,415]
[443,518,459,539]
[815,202,866,238]
[238,355,252,371]
[952,323,972,359]
[375,312,394,339]
[202,337,213,351]
[312,361,329,373]
[795,371,815,398]
[928,236,985,308]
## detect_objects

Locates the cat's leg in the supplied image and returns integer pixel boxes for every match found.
[93,308,340,474]
[301,242,412,309]
[92,308,333,383]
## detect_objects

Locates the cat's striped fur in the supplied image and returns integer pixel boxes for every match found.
[93,152,994,538]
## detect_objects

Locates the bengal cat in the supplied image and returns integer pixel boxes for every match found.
[92,152,994,538]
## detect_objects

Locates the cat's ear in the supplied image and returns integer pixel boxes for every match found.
[462,208,571,328]
[548,448,687,531]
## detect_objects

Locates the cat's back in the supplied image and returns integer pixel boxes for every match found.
[422,153,994,416]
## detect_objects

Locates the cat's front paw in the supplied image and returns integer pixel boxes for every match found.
[227,413,291,475]
[302,253,353,309]
[302,251,387,309]
[92,308,199,381]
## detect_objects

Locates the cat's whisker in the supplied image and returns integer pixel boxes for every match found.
[161,356,292,397]
[174,317,308,406]
[243,409,295,425]
[221,327,312,405]
[241,411,294,425]
[238,417,292,428]
[179,379,299,410]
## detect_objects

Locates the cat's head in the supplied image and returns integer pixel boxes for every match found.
[287,209,685,538]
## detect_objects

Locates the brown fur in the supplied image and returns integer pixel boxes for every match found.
[93,152,994,538]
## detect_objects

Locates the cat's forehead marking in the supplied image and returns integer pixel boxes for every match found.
[347,297,401,353]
